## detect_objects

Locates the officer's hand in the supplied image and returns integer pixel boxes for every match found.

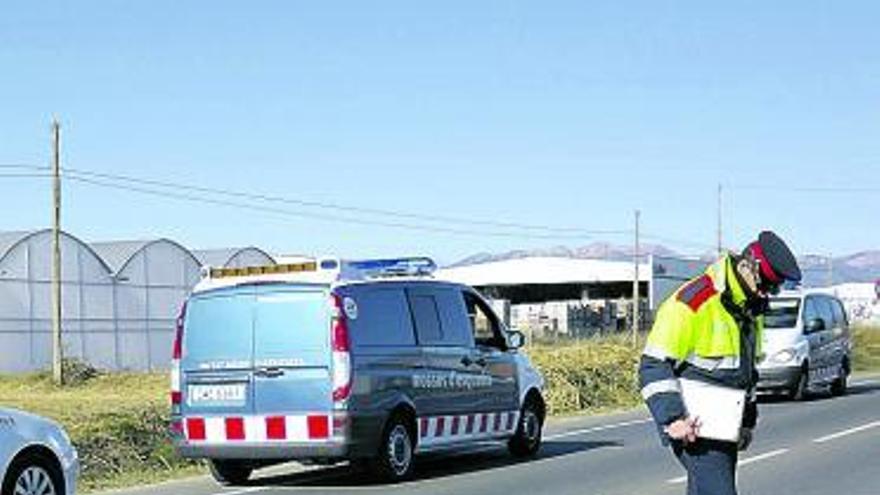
[738,428,753,451]
[665,416,701,444]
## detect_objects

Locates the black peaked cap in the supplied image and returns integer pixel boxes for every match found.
[758,231,802,283]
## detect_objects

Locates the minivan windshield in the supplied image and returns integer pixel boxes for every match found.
[764,298,801,329]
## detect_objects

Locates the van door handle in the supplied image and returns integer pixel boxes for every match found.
[474,357,488,367]
[461,356,474,367]
[255,367,285,378]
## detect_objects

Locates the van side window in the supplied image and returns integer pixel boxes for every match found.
[433,289,475,348]
[831,298,848,328]
[409,294,444,345]
[463,292,504,349]
[802,297,819,333]
[347,288,416,347]
[816,296,835,330]
[407,288,474,347]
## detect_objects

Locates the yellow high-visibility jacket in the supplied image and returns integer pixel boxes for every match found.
[638,254,762,444]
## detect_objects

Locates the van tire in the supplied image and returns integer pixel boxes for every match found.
[371,413,415,482]
[208,459,252,486]
[509,398,543,458]
[790,365,809,401]
[831,359,849,397]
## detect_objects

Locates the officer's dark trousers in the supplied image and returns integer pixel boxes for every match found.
[673,439,739,495]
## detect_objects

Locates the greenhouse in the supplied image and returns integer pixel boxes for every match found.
[0,230,275,373]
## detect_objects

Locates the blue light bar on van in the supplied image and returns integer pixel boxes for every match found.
[347,257,437,277]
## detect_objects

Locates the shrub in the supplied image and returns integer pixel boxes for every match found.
[526,337,642,415]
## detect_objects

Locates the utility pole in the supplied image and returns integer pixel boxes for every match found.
[828,254,834,287]
[632,209,641,344]
[717,183,723,255]
[51,119,63,386]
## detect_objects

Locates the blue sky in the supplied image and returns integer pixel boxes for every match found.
[1,1,878,265]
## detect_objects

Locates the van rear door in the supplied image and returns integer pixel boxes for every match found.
[181,288,256,418]
[252,286,333,414]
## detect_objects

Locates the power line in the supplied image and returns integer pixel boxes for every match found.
[641,232,716,251]
[62,166,629,236]
[727,184,880,194]
[65,174,615,241]
[0,164,49,171]
[0,173,51,178]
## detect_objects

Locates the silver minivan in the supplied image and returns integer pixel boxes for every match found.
[757,290,852,399]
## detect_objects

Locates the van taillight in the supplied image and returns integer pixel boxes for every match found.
[172,301,187,360]
[171,301,187,407]
[330,294,352,402]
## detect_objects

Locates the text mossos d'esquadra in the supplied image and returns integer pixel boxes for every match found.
[413,372,493,390]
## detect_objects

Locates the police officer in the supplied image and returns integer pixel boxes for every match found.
[639,231,801,495]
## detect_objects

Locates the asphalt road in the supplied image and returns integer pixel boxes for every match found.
[104,376,880,495]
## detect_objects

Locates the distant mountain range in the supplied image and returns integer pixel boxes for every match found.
[449,242,880,286]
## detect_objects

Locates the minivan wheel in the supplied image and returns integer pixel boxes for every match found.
[831,360,849,397]
[509,399,543,458]
[372,414,415,482]
[208,459,252,486]
[790,366,809,401]
[2,452,64,495]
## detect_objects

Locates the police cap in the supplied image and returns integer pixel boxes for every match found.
[745,231,802,285]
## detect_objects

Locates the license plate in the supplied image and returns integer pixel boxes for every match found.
[187,384,247,406]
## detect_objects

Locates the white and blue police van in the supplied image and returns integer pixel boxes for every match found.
[170,257,545,485]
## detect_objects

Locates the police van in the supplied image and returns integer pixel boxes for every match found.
[170,257,545,485]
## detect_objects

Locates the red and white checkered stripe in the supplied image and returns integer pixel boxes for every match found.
[417,411,519,449]
[184,414,331,443]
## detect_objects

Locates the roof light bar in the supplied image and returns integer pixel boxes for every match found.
[208,261,318,279]
[347,257,437,278]
[199,256,435,284]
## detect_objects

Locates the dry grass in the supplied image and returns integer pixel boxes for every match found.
[853,324,880,372]
[526,335,643,415]
[0,369,200,493]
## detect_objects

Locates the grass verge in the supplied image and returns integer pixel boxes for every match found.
[526,335,642,416]
[0,370,201,493]
[853,324,880,372]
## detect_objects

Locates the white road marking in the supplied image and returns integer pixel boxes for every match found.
[813,420,880,444]
[214,488,268,495]
[850,379,878,387]
[738,448,789,466]
[666,448,789,484]
[544,418,653,440]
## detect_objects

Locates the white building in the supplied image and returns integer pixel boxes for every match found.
[827,282,880,323]
[437,255,707,338]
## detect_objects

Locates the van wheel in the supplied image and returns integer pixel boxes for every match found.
[790,365,809,401]
[2,451,64,495]
[208,459,252,486]
[371,414,415,482]
[831,360,849,397]
[509,399,543,458]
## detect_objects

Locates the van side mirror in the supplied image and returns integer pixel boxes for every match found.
[507,330,526,349]
[805,317,825,333]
